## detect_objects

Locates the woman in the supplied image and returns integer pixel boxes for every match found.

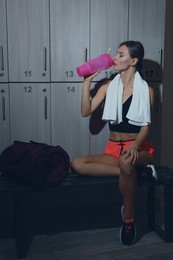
[71,41,156,246]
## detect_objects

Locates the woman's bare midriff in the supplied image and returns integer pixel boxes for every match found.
[110,131,138,141]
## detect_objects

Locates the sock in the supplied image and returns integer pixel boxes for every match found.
[123,218,134,223]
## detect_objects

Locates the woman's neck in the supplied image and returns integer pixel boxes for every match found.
[120,69,137,89]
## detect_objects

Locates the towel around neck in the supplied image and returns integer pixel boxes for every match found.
[102,71,151,126]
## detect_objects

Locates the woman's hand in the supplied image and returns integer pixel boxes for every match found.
[84,70,101,82]
[121,144,139,165]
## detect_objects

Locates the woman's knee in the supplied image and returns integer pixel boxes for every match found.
[70,157,86,175]
[119,156,135,176]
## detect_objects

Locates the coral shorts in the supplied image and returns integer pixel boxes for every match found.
[104,139,154,160]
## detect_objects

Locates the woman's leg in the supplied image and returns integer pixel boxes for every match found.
[119,151,153,219]
[71,154,120,177]
[119,151,153,245]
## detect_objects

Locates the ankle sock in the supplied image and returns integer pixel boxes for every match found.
[123,218,134,223]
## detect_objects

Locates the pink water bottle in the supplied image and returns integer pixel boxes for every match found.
[76,53,114,77]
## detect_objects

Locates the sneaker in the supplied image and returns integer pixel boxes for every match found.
[138,164,158,181]
[120,206,136,246]
[147,164,158,181]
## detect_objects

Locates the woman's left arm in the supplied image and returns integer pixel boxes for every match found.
[122,125,149,164]
[149,86,155,113]
[133,125,150,148]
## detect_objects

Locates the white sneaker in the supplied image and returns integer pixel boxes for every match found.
[147,164,158,181]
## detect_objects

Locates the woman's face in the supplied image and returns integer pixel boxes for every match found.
[113,45,133,72]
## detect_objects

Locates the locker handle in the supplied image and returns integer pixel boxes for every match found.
[84,47,88,62]
[0,46,4,71]
[2,96,5,121]
[44,96,47,119]
[43,47,47,71]
[160,49,163,68]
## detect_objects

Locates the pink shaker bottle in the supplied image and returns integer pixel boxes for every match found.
[76,53,113,77]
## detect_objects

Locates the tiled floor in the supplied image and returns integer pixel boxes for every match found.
[1,223,173,260]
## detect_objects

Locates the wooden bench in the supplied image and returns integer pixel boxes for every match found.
[0,165,173,258]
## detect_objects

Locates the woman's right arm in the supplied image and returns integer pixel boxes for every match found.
[81,72,110,117]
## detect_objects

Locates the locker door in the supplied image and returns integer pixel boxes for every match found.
[0,84,10,153]
[10,83,50,144]
[129,0,165,82]
[0,0,8,82]
[89,82,109,155]
[50,0,90,82]
[51,83,89,160]
[7,0,50,82]
[90,0,129,81]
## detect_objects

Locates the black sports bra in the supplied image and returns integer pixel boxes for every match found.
[109,95,141,133]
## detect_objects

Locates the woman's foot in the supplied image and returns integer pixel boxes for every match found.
[120,206,136,246]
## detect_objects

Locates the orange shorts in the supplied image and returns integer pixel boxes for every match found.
[104,139,154,160]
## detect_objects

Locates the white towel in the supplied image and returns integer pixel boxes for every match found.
[102,71,151,126]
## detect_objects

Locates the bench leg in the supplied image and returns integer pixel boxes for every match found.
[164,185,173,242]
[14,193,28,258]
[147,183,173,242]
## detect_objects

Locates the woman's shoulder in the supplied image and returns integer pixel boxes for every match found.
[148,85,155,108]
[148,85,154,95]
